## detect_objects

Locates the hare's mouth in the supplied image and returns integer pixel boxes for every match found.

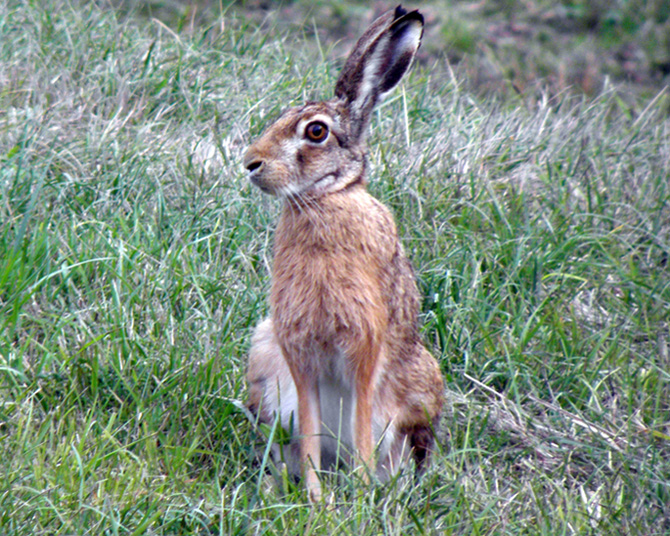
[249,175,278,197]
[249,174,266,189]
[249,175,269,191]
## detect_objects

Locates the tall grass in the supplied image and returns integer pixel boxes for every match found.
[1,1,669,534]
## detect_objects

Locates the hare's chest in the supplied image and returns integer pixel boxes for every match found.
[271,204,391,358]
[272,247,381,331]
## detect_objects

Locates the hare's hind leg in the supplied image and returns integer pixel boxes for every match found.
[375,423,436,480]
[408,422,437,473]
[246,318,297,425]
[378,343,442,476]
[246,318,302,477]
[405,344,443,473]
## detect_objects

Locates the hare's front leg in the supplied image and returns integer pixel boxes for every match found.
[354,379,374,480]
[291,368,322,502]
[352,341,382,481]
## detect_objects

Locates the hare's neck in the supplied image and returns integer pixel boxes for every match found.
[277,185,371,248]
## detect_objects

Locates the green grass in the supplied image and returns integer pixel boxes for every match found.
[1,0,669,534]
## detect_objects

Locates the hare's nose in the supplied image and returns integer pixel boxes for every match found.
[246,160,263,173]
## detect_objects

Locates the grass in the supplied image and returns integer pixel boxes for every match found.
[1,0,669,534]
[122,0,670,100]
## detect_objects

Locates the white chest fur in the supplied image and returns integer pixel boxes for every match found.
[264,355,400,476]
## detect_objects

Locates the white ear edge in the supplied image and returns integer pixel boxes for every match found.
[390,23,422,77]
[350,34,392,118]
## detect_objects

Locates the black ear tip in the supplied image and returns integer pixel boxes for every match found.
[394,5,407,18]
[394,5,424,25]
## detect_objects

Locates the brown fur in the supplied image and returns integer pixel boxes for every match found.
[244,6,444,502]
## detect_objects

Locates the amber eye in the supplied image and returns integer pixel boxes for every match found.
[304,121,329,143]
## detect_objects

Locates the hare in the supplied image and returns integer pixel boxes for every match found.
[244,5,444,502]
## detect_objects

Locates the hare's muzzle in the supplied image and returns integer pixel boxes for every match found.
[244,157,274,193]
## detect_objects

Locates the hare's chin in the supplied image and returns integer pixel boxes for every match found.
[303,173,338,195]
[268,173,338,199]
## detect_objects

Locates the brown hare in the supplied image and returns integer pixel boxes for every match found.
[244,5,444,502]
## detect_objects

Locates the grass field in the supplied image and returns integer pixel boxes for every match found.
[1,1,669,534]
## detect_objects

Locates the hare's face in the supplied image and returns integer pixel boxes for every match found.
[244,102,365,199]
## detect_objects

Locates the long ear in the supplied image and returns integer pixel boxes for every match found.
[334,6,424,142]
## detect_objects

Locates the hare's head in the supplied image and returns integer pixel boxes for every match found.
[244,6,423,199]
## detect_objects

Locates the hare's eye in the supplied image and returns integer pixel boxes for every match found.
[304,121,329,143]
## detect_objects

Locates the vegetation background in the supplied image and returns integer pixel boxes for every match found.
[1,0,669,534]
